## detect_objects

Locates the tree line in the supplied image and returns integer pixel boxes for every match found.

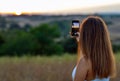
[0,23,78,56]
[0,19,119,56]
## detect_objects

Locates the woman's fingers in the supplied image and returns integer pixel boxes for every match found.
[69,32,75,38]
[69,32,80,40]
[76,32,80,42]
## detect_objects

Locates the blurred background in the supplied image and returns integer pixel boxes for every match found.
[0,0,120,81]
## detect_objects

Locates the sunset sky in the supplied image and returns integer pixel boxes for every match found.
[0,0,120,15]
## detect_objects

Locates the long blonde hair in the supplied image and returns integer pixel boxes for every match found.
[78,16,116,78]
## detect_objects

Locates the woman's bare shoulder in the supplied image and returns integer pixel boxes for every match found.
[76,56,93,80]
[76,55,90,69]
[74,56,90,81]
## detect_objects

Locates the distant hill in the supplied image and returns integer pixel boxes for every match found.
[0,14,120,44]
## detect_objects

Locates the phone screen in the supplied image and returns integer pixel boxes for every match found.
[72,22,79,28]
[71,20,80,36]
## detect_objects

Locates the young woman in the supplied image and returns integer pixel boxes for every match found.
[71,16,116,81]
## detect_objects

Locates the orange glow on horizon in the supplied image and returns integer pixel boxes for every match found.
[14,11,22,15]
[0,12,49,15]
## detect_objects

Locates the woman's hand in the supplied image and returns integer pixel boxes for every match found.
[69,32,80,42]
[75,32,80,42]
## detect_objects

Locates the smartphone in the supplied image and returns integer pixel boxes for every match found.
[71,20,80,36]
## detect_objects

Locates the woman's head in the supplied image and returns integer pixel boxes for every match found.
[79,16,116,78]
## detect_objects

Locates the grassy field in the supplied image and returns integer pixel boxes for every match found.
[0,53,119,81]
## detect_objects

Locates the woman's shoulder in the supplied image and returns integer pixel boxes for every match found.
[76,55,90,69]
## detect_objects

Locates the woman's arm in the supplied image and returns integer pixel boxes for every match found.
[75,32,81,65]
[69,32,81,66]
[74,57,88,81]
